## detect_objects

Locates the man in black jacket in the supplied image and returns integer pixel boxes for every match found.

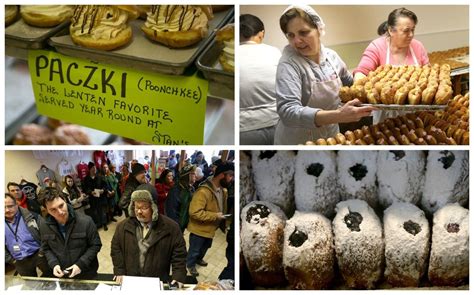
[5,193,49,276]
[38,187,102,279]
[111,190,187,286]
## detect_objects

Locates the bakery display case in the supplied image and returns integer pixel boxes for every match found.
[240,150,469,290]
[5,5,235,145]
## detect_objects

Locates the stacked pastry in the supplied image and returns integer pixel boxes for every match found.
[339,64,453,105]
[70,5,139,50]
[13,119,91,145]
[421,150,469,214]
[428,47,469,69]
[141,5,212,48]
[216,23,235,72]
[428,203,469,286]
[333,199,384,289]
[307,111,468,145]
[384,202,430,287]
[294,151,339,217]
[251,151,295,216]
[283,211,334,289]
[377,151,425,208]
[20,5,74,27]
[241,201,287,287]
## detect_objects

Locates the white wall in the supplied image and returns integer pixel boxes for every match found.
[240,5,469,51]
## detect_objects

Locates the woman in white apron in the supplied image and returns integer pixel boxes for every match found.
[353,7,430,123]
[274,5,375,145]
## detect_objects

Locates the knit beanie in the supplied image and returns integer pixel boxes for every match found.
[214,161,235,177]
[132,163,146,176]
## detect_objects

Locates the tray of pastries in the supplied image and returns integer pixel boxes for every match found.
[340,64,454,109]
[5,5,73,49]
[428,46,469,73]
[197,17,234,100]
[48,5,234,75]
[306,92,469,145]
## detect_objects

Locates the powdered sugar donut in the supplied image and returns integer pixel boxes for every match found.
[251,151,295,216]
[283,211,334,289]
[240,151,256,209]
[241,201,287,287]
[384,202,430,287]
[333,199,383,289]
[421,151,469,213]
[294,151,339,217]
[428,203,469,286]
[377,151,426,208]
[337,151,378,208]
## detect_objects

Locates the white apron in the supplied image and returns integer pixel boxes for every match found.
[373,43,419,123]
[274,57,342,145]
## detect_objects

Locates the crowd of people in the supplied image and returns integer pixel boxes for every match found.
[5,151,235,287]
[240,6,430,144]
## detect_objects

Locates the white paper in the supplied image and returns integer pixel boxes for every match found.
[120,276,162,291]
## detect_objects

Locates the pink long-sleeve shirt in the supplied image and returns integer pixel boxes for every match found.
[354,36,429,76]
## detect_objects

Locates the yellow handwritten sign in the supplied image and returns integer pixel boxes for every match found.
[28,50,208,145]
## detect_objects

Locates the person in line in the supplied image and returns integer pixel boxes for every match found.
[240,14,282,145]
[111,190,187,286]
[5,193,49,277]
[186,162,234,277]
[119,163,148,212]
[155,169,175,215]
[165,164,197,232]
[38,187,102,279]
[275,5,375,144]
[7,182,41,215]
[62,175,87,214]
[82,162,108,231]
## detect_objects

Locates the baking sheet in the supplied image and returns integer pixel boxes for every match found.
[361,104,448,111]
[197,39,234,100]
[5,18,70,49]
[49,8,234,75]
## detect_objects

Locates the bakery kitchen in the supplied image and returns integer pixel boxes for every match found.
[34,54,127,98]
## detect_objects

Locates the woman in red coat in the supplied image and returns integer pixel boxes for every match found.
[155,169,175,215]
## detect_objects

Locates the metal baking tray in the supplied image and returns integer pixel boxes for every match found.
[361,103,447,111]
[48,7,234,75]
[196,32,234,100]
[5,18,70,50]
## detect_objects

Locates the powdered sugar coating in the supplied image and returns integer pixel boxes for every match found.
[294,151,339,217]
[252,151,295,216]
[428,203,469,286]
[333,199,383,289]
[283,211,334,289]
[421,151,469,213]
[240,151,256,209]
[377,151,426,208]
[384,202,430,287]
[241,201,287,286]
[337,151,378,208]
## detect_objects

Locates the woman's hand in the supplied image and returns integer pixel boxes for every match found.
[338,99,377,123]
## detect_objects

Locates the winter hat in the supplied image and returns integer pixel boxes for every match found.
[214,161,235,177]
[180,164,196,177]
[211,156,220,166]
[136,183,159,205]
[128,190,158,222]
[132,163,146,176]
[88,161,95,169]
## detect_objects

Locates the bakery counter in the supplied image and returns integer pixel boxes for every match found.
[240,150,469,290]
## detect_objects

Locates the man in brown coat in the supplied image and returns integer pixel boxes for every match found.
[111,190,187,285]
[186,161,234,277]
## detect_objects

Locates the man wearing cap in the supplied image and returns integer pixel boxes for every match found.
[5,193,50,276]
[38,187,102,279]
[119,163,147,213]
[186,161,234,277]
[111,190,187,286]
[165,164,197,232]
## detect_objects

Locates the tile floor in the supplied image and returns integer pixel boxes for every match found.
[7,215,229,283]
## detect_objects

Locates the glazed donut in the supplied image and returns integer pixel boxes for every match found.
[339,86,352,103]
[52,125,91,145]
[315,138,327,145]
[353,129,364,140]
[424,135,437,145]
[141,5,211,48]
[414,138,428,145]
[70,5,133,50]
[421,86,436,104]
[21,5,73,27]
[327,138,337,145]
[335,133,347,145]
[387,136,399,145]
[344,131,356,144]
[216,23,235,72]
[408,87,422,105]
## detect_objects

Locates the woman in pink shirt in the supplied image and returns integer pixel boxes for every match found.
[354,7,430,122]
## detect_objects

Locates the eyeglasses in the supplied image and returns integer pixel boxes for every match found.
[134,206,151,212]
